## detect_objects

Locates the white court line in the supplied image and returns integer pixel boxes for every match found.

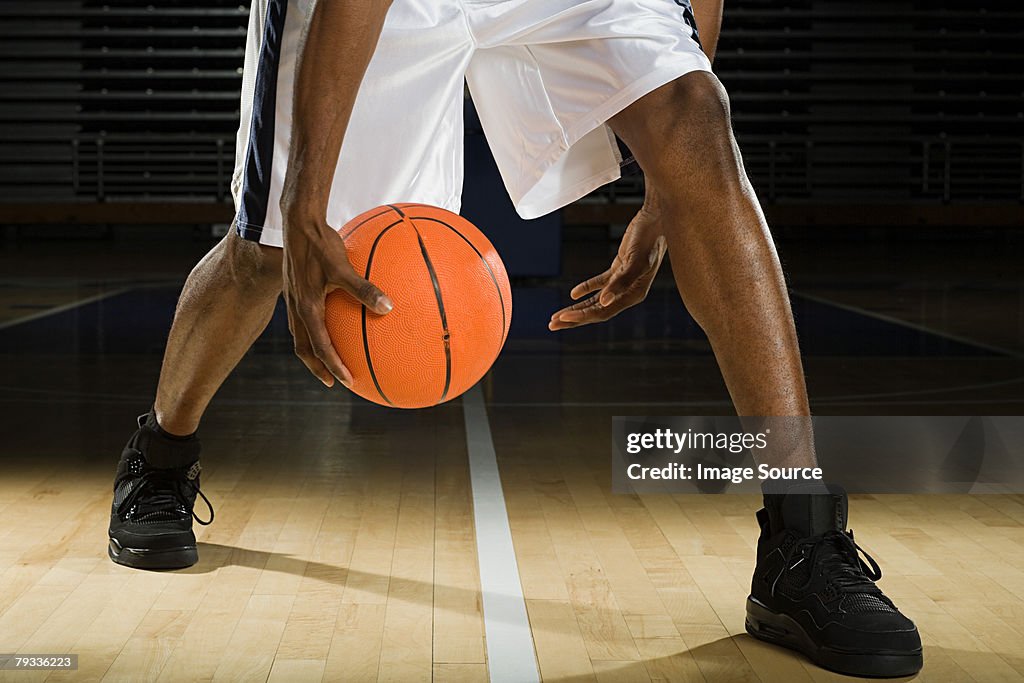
[463,385,541,683]
[796,290,1023,359]
[0,287,132,331]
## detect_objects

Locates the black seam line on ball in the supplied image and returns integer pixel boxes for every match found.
[414,228,452,404]
[341,207,393,241]
[410,216,507,343]
[362,220,402,406]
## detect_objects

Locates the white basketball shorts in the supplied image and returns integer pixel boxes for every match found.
[232,0,712,247]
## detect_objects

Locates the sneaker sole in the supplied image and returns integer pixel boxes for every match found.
[108,537,198,570]
[745,596,923,678]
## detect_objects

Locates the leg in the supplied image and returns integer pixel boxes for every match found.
[609,71,814,467]
[609,73,921,678]
[108,229,282,569]
[154,229,283,435]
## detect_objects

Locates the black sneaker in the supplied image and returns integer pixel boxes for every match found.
[746,485,922,678]
[107,413,213,569]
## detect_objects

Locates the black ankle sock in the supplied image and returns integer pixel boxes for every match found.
[131,408,201,469]
[142,409,195,441]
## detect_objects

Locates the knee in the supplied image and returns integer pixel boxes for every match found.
[222,229,282,293]
[617,72,732,149]
[633,73,746,196]
[658,73,735,162]
[671,71,732,128]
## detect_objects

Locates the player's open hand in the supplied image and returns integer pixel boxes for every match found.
[282,214,393,388]
[549,205,667,330]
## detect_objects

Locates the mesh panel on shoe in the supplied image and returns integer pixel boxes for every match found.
[780,534,796,553]
[114,452,196,525]
[113,479,135,508]
[776,555,813,598]
[841,593,896,613]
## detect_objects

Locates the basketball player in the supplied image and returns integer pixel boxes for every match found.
[106,0,922,676]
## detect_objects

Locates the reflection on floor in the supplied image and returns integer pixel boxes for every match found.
[0,277,1019,415]
[0,233,1022,681]
[1,398,1023,681]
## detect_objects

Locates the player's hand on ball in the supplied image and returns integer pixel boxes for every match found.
[549,205,666,330]
[282,214,393,388]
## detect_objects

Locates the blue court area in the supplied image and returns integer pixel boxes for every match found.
[0,285,999,358]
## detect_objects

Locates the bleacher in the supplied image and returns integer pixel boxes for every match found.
[0,0,244,209]
[716,0,1023,205]
[0,0,1021,227]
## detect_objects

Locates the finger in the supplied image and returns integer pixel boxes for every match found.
[569,270,612,300]
[555,292,604,315]
[550,291,643,330]
[286,297,336,387]
[548,295,598,325]
[548,294,610,330]
[598,238,666,307]
[299,301,353,386]
[288,300,334,387]
[559,302,610,324]
[331,261,393,315]
[599,270,647,308]
[297,338,336,387]
[549,307,611,330]
[598,262,651,306]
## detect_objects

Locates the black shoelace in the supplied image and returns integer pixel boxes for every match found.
[772,529,882,598]
[116,466,214,526]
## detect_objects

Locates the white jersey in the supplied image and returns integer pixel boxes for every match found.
[233,0,711,247]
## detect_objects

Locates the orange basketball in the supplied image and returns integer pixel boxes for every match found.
[324,204,512,408]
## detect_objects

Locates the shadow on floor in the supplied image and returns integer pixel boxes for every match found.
[186,542,1020,682]
[546,635,1017,682]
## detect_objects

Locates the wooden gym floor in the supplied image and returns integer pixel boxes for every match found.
[0,232,1022,682]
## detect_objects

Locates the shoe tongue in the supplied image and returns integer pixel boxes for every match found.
[778,483,848,537]
[132,435,200,469]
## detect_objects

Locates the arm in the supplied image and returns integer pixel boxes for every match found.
[692,0,724,63]
[550,1,726,332]
[279,0,394,388]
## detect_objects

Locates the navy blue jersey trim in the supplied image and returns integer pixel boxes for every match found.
[237,0,288,235]
[236,219,265,242]
[616,137,641,177]
[674,0,702,48]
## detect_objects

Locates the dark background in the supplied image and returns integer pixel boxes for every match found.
[0,0,1022,420]
[1,0,1021,239]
